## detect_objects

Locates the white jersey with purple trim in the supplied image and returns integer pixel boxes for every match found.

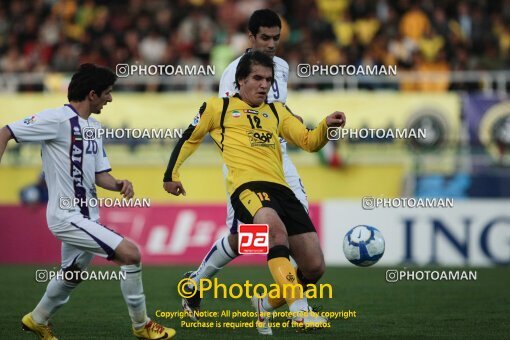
[7,105,111,228]
[219,54,289,105]
[218,53,308,230]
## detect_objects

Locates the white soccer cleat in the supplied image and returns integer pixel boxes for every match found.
[251,296,273,335]
[290,306,329,331]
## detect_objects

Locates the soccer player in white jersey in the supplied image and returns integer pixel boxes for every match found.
[171,9,326,335]
[0,64,175,340]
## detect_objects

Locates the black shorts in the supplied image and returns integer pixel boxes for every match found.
[230,181,316,236]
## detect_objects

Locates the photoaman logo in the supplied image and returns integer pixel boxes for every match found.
[238,224,269,254]
[177,277,333,300]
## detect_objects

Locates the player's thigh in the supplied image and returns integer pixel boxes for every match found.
[231,182,288,246]
[52,217,123,261]
[61,242,94,270]
[289,232,325,277]
[254,207,288,247]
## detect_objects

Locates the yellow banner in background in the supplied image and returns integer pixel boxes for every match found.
[0,93,204,129]
[0,164,404,203]
[286,91,461,143]
[0,91,459,203]
[1,91,460,132]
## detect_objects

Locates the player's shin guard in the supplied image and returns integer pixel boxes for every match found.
[120,264,149,329]
[263,267,314,311]
[190,235,237,286]
[264,296,286,311]
[267,245,307,312]
[31,276,78,325]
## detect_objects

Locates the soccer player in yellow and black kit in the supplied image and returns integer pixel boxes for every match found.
[163,51,345,330]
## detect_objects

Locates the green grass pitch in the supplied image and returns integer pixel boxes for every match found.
[0,265,508,339]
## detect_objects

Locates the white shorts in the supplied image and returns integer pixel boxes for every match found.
[50,215,123,269]
[223,148,308,233]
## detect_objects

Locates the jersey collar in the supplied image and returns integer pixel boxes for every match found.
[233,93,268,108]
[64,104,79,116]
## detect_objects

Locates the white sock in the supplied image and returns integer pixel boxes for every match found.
[289,298,309,313]
[32,276,78,325]
[120,264,149,329]
[261,297,275,312]
[261,295,308,312]
[190,235,237,286]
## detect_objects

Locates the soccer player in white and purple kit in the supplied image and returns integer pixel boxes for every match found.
[0,64,175,340]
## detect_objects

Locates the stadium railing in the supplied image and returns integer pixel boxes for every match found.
[0,71,509,96]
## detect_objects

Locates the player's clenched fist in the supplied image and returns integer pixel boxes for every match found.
[163,181,187,196]
[326,111,346,128]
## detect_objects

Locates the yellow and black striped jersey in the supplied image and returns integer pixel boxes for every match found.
[164,95,329,195]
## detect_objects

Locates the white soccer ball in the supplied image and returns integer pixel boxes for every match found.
[343,225,385,267]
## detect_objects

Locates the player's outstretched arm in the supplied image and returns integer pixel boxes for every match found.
[95,172,134,199]
[162,99,218,197]
[0,126,14,164]
[278,105,347,152]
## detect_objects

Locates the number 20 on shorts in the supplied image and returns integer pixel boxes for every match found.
[238,224,269,254]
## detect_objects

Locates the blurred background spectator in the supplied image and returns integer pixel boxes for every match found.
[0,0,509,92]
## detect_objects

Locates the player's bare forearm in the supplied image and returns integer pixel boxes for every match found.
[95,172,134,198]
[0,126,14,164]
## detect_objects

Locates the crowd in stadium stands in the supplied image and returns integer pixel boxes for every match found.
[1,0,509,91]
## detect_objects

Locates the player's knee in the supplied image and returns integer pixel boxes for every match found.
[124,246,141,265]
[254,207,279,225]
[312,261,325,280]
[116,240,141,265]
[269,232,288,247]
[301,259,325,281]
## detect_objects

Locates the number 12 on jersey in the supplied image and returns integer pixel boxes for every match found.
[256,192,270,201]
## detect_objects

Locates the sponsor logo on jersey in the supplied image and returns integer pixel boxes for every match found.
[244,109,258,114]
[23,115,37,125]
[232,110,241,118]
[247,130,275,149]
[69,116,89,217]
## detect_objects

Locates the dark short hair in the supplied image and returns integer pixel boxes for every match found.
[67,63,117,101]
[235,51,274,90]
[248,9,281,36]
